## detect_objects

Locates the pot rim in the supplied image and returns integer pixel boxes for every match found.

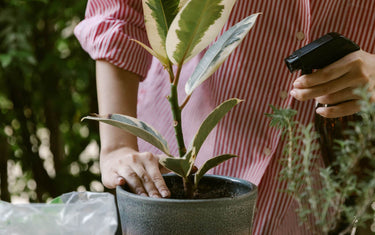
[116,174,257,203]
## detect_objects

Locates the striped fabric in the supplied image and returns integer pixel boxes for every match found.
[74,0,375,234]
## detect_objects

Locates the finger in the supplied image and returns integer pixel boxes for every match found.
[143,161,171,198]
[132,166,162,198]
[291,72,361,101]
[118,168,148,197]
[155,154,171,174]
[293,51,362,88]
[101,174,118,189]
[117,176,126,186]
[315,87,361,105]
[142,152,170,197]
[315,100,360,118]
[101,168,126,189]
[159,166,171,175]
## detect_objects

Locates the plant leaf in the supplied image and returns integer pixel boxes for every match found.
[142,0,179,64]
[48,196,63,204]
[159,157,188,178]
[178,0,189,9]
[131,39,168,66]
[159,148,196,178]
[184,147,197,176]
[187,98,242,155]
[194,154,238,186]
[166,0,237,65]
[185,13,260,95]
[82,114,171,156]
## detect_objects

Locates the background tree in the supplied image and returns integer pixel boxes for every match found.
[0,0,101,202]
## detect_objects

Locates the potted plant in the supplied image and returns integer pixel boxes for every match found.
[267,86,375,234]
[83,0,260,234]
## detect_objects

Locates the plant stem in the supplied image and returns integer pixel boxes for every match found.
[167,64,194,197]
[183,176,195,198]
[167,63,174,83]
[287,121,293,178]
[168,79,186,158]
[173,64,183,86]
[180,94,191,110]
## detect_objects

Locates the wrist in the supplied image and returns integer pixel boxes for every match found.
[100,143,139,157]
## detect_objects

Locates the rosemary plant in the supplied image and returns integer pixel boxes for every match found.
[267,86,375,234]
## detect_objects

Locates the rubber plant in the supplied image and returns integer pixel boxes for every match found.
[83,0,260,198]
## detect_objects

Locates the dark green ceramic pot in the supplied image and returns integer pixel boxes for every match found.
[116,174,257,235]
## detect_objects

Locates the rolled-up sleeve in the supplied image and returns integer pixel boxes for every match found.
[74,0,152,78]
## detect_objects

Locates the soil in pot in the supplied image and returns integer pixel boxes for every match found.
[163,174,249,199]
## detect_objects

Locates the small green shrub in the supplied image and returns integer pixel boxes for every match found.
[267,86,375,234]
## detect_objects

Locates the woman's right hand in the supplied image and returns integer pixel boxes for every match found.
[100,146,171,198]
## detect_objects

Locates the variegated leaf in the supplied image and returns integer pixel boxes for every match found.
[142,0,179,65]
[159,148,196,178]
[82,114,171,156]
[166,0,237,65]
[185,147,197,175]
[185,13,260,95]
[159,157,188,178]
[187,98,242,155]
[131,39,167,64]
[194,154,238,186]
[178,0,189,9]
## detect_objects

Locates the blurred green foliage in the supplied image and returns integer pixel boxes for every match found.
[0,0,101,202]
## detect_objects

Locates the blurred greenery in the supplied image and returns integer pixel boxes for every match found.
[0,0,101,202]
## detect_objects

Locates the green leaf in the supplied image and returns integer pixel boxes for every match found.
[48,196,63,204]
[178,0,189,9]
[0,95,13,110]
[185,13,260,95]
[166,0,237,65]
[0,54,12,67]
[265,105,297,130]
[185,147,197,175]
[159,157,188,177]
[159,148,196,178]
[142,0,179,64]
[131,39,168,66]
[82,114,171,156]
[187,98,242,155]
[194,154,238,186]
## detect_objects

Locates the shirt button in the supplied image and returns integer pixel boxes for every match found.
[263,147,272,156]
[280,90,288,100]
[296,31,305,41]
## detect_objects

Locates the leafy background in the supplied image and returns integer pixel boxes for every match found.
[0,0,102,203]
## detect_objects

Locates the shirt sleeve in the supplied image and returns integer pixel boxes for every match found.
[74,0,152,78]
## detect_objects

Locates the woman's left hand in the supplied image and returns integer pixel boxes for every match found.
[290,50,375,118]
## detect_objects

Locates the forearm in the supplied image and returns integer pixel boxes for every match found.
[96,60,140,154]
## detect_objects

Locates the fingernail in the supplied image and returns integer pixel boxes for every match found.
[151,194,161,198]
[161,190,169,198]
[293,81,302,88]
[290,90,296,97]
[117,177,125,185]
[316,107,323,115]
[140,193,148,197]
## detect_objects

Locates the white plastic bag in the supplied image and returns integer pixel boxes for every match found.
[0,191,118,235]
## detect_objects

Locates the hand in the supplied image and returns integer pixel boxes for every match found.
[100,146,171,198]
[290,50,375,118]
[95,61,170,198]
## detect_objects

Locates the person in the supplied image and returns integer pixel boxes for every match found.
[74,0,375,234]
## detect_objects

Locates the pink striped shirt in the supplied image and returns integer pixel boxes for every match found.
[74,1,375,234]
